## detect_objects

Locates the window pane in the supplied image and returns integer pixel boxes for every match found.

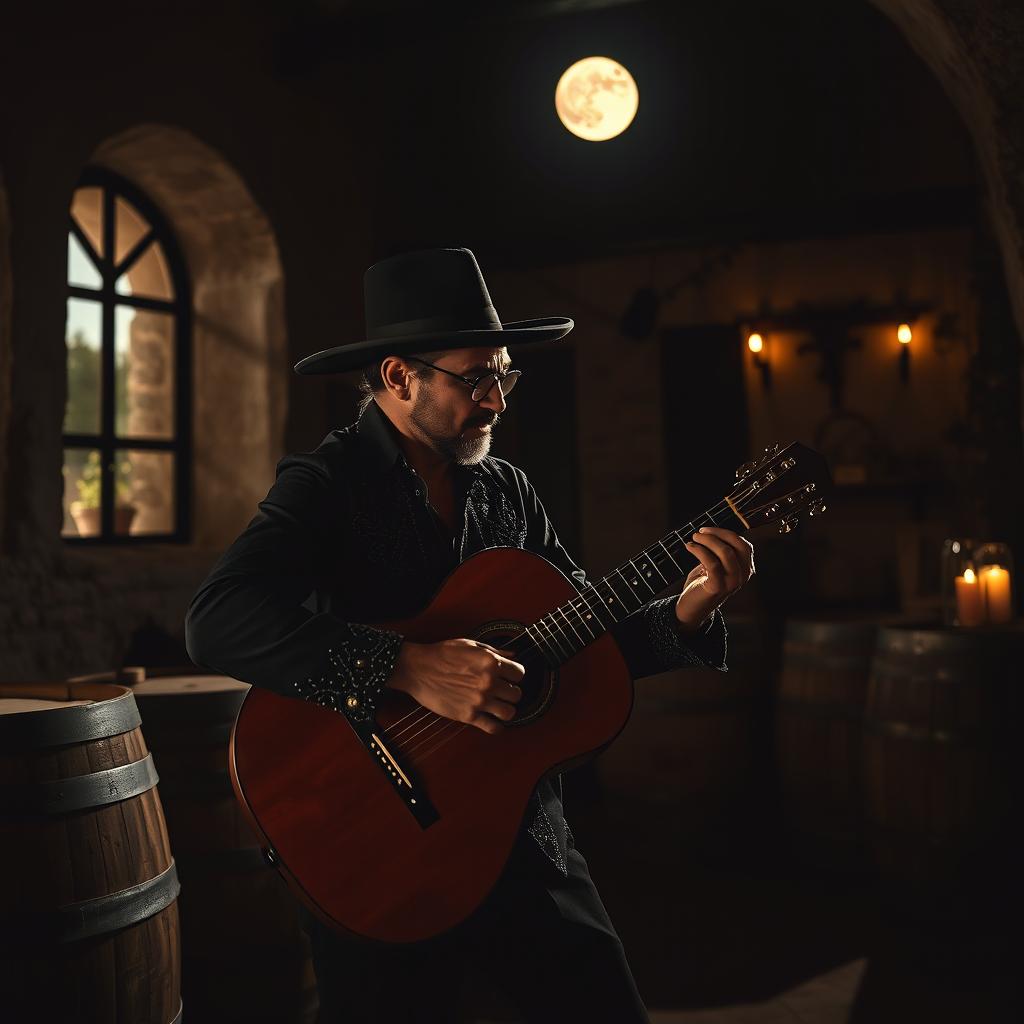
[71,187,104,258]
[114,195,150,266]
[63,448,102,537]
[65,298,103,434]
[68,232,102,290]
[116,449,175,535]
[115,306,175,439]
[115,240,174,301]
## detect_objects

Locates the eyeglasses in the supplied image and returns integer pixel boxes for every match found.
[407,357,522,402]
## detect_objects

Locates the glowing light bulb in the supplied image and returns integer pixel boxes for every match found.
[897,323,912,345]
[747,333,764,354]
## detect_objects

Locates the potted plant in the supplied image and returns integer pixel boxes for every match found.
[69,451,137,536]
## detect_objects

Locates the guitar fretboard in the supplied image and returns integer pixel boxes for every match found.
[523,499,744,667]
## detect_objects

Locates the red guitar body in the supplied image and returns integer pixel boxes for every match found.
[229,547,633,944]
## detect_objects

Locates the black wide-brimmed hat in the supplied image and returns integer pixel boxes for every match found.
[294,247,574,375]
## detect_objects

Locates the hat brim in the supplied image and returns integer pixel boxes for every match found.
[294,317,574,375]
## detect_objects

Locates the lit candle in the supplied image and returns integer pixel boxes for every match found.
[981,565,1013,624]
[955,568,986,626]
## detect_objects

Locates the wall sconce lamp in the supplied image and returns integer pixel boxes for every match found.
[747,331,772,391]
[897,322,912,385]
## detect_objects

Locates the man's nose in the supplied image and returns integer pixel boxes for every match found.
[480,383,506,415]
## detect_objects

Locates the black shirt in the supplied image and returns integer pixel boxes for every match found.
[185,400,728,872]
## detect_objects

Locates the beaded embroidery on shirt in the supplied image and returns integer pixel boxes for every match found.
[643,599,726,671]
[526,792,569,876]
[292,624,403,724]
[466,476,528,550]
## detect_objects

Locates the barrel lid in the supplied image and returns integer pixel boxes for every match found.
[132,675,250,697]
[0,698,93,714]
[0,683,140,749]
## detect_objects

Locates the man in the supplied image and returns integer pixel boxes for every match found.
[185,247,754,1023]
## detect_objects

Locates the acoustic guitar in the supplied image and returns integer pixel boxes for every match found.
[228,442,831,943]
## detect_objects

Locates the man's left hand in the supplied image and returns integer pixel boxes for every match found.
[675,527,755,631]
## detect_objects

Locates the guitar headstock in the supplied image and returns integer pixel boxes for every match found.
[729,442,832,534]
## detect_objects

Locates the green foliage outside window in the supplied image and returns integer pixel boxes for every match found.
[65,329,129,437]
[74,450,133,509]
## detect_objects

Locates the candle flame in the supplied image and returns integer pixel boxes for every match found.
[747,333,764,354]
[897,323,912,345]
[963,568,976,584]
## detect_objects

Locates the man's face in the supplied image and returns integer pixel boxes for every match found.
[408,346,511,465]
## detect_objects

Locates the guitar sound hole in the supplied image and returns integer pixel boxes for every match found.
[472,622,556,726]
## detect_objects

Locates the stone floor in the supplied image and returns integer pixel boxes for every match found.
[532,768,1019,1024]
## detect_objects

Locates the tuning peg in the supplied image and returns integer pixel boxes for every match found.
[778,517,798,534]
[735,460,757,479]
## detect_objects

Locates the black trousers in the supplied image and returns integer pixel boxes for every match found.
[299,834,649,1024]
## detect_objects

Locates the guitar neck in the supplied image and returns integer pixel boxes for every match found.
[524,499,746,667]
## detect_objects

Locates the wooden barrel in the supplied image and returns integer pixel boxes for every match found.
[775,617,879,868]
[596,615,766,836]
[0,681,181,1024]
[116,668,317,1024]
[863,625,1024,916]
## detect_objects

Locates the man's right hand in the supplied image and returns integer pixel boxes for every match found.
[386,639,525,735]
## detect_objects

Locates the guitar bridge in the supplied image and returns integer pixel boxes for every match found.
[357,721,439,829]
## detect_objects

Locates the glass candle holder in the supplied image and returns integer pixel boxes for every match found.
[942,538,983,626]
[973,542,1015,625]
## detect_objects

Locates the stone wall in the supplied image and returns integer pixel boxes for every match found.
[0,1,1014,681]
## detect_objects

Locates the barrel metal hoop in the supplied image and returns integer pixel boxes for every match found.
[0,753,159,814]
[0,690,141,749]
[3,859,180,945]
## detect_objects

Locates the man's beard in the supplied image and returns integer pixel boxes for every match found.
[409,386,498,465]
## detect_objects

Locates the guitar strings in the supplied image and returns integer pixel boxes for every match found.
[388,484,758,765]
[382,482,762,765]
[390,487,757,764]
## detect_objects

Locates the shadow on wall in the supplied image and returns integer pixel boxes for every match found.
[92,124,289,549]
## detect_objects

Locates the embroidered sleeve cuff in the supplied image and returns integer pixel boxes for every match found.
[643,599,728,672]
[292,623,404,724]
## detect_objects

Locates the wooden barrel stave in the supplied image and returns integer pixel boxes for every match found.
[0,683,181,1024]
[863,625,1024,916]
[128,669,318,1024]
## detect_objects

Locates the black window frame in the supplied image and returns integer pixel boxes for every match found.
[63,166,192,545]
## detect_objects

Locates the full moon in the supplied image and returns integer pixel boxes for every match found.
[554,56,639,142]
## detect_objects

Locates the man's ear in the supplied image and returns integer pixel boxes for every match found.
[381,357,412,400]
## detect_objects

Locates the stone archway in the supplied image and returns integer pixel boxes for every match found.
[92,124,287,548]
[869,0,1024,340]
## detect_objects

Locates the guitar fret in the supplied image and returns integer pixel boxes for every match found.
[541,614,573,662]
[626,557,659,598]
[613,567,645,613]
[593,578,624,623]
[578,588,611,631]
[643,548,670,587]
[556,605,586,650]
[567,596,599,640]
[658,539,683,574]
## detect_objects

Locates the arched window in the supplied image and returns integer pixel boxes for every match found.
[62,168,190,541]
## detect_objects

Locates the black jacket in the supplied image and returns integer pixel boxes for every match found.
[185,400,728,873]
